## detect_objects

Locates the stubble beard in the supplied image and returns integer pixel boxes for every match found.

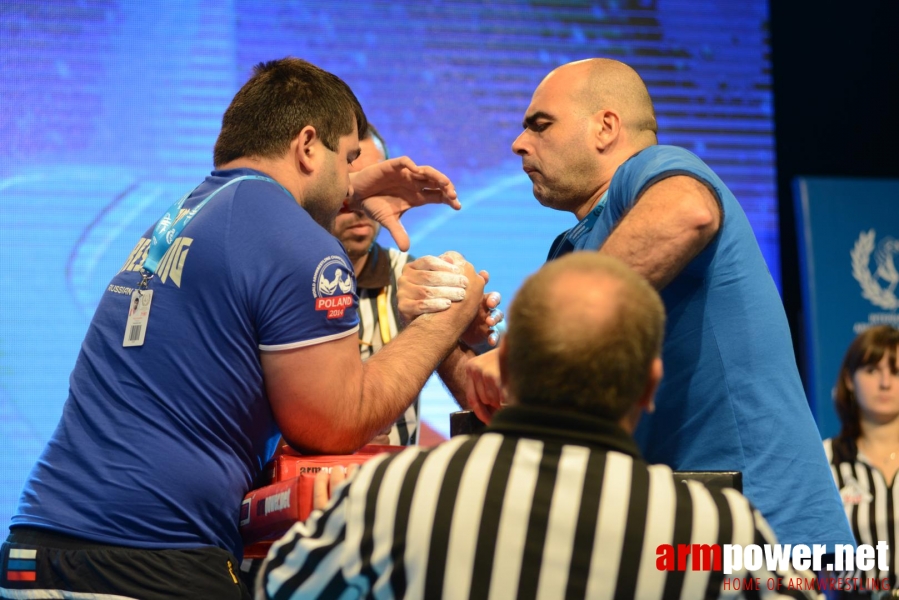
[303,195,339,231]
[337,231,373,263]
[532,154,599,214]
[304,162,344,231]
[533,179,587,214]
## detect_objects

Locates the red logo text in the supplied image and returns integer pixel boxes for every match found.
[316,294,352,319]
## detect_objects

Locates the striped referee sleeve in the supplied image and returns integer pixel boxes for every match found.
[362,444,429,597]
[347,438,469,596]
[399,434,477,597]
[257,449,398,599]
[263,434,475,599]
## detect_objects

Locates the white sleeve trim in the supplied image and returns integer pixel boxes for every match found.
[259,325,359,351]
[0,586,140,599]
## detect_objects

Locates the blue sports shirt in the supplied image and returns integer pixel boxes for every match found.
[13,169,359,559]
[551,146,854,551]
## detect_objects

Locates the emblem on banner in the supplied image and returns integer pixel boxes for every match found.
[851,229,899,311]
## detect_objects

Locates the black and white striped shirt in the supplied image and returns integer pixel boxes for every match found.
[355,244,418,446]
[258,406,817,599]
[824,437,897,588]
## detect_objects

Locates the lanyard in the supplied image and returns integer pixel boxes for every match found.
[548,191,609,261]
[139,174,286,285]
[359,288,393,353]
[376,287,392,345]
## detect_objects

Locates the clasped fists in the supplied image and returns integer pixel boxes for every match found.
[398,252,503,350]
[347,157,460,252]
[397,251,506,423]
[460,290,502,352]
[397,255,471,317]
[398,251,486,339]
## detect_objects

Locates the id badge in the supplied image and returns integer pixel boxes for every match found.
[123,290,153,347]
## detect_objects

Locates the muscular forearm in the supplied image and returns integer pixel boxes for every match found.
[599,223,713,289]
[268,315,469,455]
[436,343,475,409]
[356,314,463,442]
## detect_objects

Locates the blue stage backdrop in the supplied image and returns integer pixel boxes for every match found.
[794,177,899,438]
[0,1,776,532]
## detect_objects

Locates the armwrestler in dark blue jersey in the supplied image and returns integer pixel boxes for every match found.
[1,57,486,600]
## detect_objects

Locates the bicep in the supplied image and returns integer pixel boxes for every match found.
[261,332,363,454]
[600,175,721,287]
[617,175,721,244]
[643,174,720,218]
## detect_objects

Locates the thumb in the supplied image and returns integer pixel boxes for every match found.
[380,217,411,252]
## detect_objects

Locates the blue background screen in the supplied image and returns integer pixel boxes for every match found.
[0,0,775,532]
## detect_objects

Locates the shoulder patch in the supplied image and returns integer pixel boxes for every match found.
[313,255,355,319]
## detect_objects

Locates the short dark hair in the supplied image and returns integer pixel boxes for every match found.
[505,253,665,421]
[834,325,899,454]
[213,57,367,167]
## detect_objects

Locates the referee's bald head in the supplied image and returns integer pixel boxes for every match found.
[501,253,665,425]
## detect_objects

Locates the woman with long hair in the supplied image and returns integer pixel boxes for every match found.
[824,325,899,595]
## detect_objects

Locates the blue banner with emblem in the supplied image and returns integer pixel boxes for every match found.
[795,177,899,438]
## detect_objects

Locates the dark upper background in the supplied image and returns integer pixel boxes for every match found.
[770,0,899,384]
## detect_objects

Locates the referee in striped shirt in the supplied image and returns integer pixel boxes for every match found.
[330,125,503,447]
[331,125,420,446]
[257,253,817,599]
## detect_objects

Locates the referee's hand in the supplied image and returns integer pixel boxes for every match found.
[349,157,460,252]
[312,464,359,512]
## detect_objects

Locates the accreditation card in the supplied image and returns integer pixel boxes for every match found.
[123,289,154,347]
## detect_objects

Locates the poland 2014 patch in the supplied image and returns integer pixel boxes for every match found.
[313,255,355,319]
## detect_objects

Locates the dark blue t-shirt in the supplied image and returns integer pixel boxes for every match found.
[13,169,359,558]
[552,146,853,550]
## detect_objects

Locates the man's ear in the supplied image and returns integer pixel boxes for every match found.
[292,125,319,174]
[637,357,663,415]
[620,356,663,434]
[591,109,622,152]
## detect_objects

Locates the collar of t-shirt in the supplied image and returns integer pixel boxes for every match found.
[355,243,392,290]
[546,190,610,261]
[211,166,277,181]
[486,405,642,459]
